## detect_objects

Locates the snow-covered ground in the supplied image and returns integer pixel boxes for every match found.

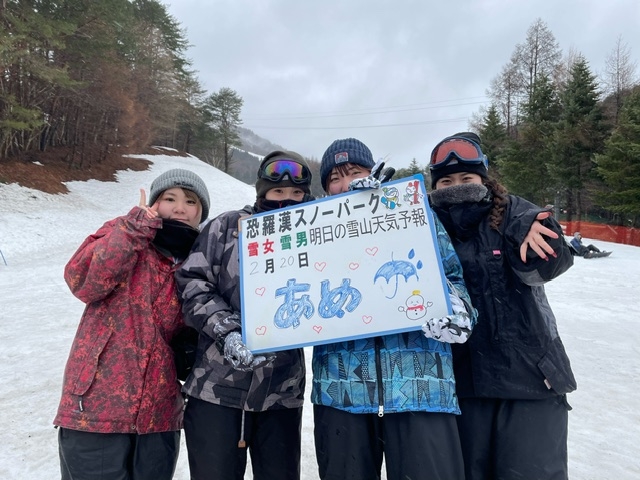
[0,153,638,479]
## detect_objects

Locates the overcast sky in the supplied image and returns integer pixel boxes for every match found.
[164,0,640,169]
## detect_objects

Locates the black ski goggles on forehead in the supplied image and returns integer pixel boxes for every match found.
[429,138,489,171]
[259,159,311,184]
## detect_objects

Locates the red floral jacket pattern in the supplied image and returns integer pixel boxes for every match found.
[54,207,184,434]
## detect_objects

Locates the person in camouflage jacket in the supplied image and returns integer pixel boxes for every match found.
[54,169,210,480]
[175,151,314,480]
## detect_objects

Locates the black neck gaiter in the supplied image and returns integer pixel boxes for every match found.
[152,218,199,260]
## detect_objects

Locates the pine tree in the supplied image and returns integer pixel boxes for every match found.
[550,57,609,221]
[0,0,77,157]
[0,0,200,162]
[595,88,640,224]
[394,159,427,181]
[477,104,507,179]
[497,74,561,205]
[202,88,244,173]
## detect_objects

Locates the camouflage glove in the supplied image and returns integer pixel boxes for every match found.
[213,313,242,337]
[348,159,395,191]
[422,293,472,343]
[222,332,275,372]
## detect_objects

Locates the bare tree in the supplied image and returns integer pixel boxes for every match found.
[487,19,562,138]
[515,18,562,99]
[553,46,581,91]
[487,58,524,137]
[602,35,637,123]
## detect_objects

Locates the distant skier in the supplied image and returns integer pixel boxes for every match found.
[570,232,609,258]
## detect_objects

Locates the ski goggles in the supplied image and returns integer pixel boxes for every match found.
[258,159,311,184]
[429,137,488,171]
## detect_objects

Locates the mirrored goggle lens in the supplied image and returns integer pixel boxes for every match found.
[430,139,485,169]
[262,160,309,182]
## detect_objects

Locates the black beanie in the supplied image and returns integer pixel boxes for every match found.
[320,138,375,191]
[255,150,312,199]
[429,132,488,189]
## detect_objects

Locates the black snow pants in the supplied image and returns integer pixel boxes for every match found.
[58,427,179,480]
[183,396,302,480]
[313,404,465,480]
[456,396,571,480]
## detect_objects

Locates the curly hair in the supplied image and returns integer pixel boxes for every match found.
[484,177,509,231]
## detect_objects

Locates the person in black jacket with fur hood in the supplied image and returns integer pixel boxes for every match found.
[428,132,576,480]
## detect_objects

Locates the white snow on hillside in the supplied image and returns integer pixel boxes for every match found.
[0,153,638,479]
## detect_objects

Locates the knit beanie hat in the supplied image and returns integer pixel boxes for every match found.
[429,132,489,189]
[255,150,312,199]
[320,138,375,191]
[149,169,210,221]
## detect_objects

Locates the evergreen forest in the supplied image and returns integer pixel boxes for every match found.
[1,4,639,226]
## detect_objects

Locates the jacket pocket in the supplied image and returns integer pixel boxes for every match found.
[68,329,113,396]
[537,337,577,395]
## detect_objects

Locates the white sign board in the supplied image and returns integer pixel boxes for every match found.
[239,175,451,353]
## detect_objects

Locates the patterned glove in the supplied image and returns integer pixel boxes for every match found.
[223,332,275,371]
[348,159,395,191]
[422,293,472,343]
[213,313,242,337]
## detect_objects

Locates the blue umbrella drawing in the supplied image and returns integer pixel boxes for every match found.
[373,249,423,299]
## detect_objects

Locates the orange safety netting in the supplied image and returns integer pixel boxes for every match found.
[561,221,640,247]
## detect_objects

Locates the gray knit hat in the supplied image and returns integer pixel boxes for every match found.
[320,138,375,191]
[255,150,312,199]
[149,169,210,221]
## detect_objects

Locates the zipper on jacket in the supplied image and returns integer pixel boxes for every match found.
[78,396,84,412]
[375,337,384,417]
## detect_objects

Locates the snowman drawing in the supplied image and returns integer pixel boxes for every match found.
[398,290,433,320]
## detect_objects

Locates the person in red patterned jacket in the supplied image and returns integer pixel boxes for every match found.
[54,169,210,480]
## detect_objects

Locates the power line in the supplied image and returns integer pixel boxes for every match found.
[244,101,488,120]
[244,96,489,120]
[245,116,470,130]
